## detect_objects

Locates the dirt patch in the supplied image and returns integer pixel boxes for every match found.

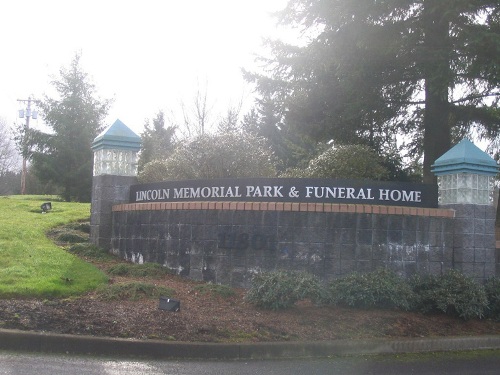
[1,223,500,343]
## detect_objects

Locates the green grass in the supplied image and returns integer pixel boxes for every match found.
[0,195,108,298]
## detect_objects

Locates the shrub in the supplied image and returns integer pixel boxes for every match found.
[327,268,415,310]
[245,270,323,310]
[484,277,500,320]
[410,270,488,320]
[138,131,276,182]
[68,243,113,260]
[107,263,172,278]
[301,144,389,180]
[56,232,87,243]
[67,222,91,234]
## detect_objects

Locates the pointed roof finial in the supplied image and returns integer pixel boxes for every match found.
[92,119,141,151]
[431,138,498,176]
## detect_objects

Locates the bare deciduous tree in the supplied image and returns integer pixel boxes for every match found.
[178,79,214,139]
[0,117,20,174]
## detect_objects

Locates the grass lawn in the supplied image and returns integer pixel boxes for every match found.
[0,195,108,298]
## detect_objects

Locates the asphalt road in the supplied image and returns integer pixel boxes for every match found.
[1,350,500,375]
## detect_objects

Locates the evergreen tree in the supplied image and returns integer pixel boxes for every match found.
[29,54,110,201]
[247,0,500,183]
[138,111,177,172]
[241,97,325,173]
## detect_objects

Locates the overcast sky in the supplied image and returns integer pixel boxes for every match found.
[0,0,291,135]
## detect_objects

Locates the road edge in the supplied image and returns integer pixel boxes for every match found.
[2,329,500,359]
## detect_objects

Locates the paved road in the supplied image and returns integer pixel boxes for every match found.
[1,350,500,375]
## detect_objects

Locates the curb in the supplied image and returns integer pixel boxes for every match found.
[1,329,500,360]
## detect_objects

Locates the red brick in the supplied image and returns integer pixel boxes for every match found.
[315,203,324,212]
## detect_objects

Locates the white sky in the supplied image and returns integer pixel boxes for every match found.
[0,0,291,136]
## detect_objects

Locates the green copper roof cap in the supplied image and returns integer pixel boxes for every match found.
[92,119,141,151]
[431,138,498,176]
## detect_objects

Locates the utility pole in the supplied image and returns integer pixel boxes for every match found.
[17,97,37,195]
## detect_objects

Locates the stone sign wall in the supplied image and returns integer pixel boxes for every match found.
[109,201,478,288]
[91,125,498,287]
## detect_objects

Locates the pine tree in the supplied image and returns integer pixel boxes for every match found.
[247,0,500,182]
[30,54,110,201]
[138,111,177,172]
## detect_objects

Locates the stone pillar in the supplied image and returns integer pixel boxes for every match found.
[90,119,141,250]
[432,139,499,281]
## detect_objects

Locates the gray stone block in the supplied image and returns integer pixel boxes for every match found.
[417,246,430,262]
[403,230,417,246]
[387,230,403,244]
[356,229,373,246]
[372,229,387,246]
[452,204,475,219]
[355,245,372,261]
[387,216,403,231]
[486,219,496,234]
[340,228,356,244]
[340,214,356,229]
[324,243,341,260]
[474,249,487,263]
[304,211,326,228]
[484,233,496,249]
[340,244,356,261]
[427,230,445,249]
[323,258,341,275]
[454,248,475,263]
[340,259,356,275]
[474,219,486,234]
[429,248,444,262]
[416,230,430,246]
[474,234,485,248]
[372,215,388,231]
[454,217,474,234]
[474,205,486,219]
[356,214,373,230]
[486,206,496,220]
[372,244,389,261]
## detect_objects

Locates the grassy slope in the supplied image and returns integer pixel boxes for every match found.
[0,196,108,298]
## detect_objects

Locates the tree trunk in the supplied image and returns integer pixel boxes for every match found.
[422,0,452,184]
